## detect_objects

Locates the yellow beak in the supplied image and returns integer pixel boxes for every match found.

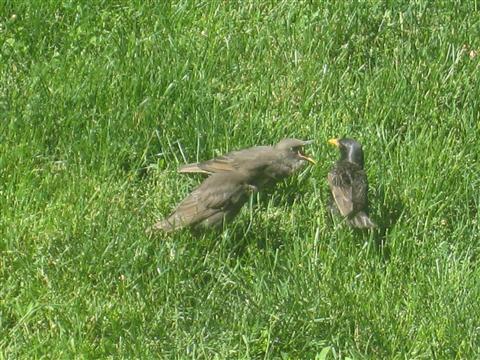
[299,153,316,165]
[328,138,340,147]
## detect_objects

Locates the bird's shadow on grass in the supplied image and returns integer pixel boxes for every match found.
[163,215,256,257]
[324,190,405,262]
[272,171,315,205]
[219,215,287,257]
[371,191,405,261]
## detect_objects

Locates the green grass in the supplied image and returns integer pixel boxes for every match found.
[1,1,480,358]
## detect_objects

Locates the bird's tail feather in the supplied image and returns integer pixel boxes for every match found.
[348,211,376,229]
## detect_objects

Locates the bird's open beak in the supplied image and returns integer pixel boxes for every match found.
[296,140,316,164]
[299,152,316,164]
[328,138,340,147]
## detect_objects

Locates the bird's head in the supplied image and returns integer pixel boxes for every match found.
[275,138,316,165]
[328,138,364,167]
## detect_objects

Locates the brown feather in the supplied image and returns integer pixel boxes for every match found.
[151,171,256,232]
[177,140,313,191]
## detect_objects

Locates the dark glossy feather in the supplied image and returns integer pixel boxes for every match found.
[327,138,376,229]
[328,161,368,217]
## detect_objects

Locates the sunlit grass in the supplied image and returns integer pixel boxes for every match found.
[1,1,479,358]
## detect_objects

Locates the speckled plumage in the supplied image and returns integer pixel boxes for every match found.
[327,138,375,229]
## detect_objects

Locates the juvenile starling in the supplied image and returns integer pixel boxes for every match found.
[150,171,257,232]
[178,138,315,189]
[327,138,376,229]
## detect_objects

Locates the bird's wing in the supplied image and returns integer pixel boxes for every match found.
[178,155,236,174]
[351,169,368,212]
[162,174,249,229]
[178,146,272,174]
[328,170,354,217]
[176,164,212,174]
[153,189,216,231]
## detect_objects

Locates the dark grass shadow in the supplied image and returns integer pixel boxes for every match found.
[371,183,405,251]
[363,195,405,263]
[252,176,314,213]
[145,211,260,258]
[218,211,287,257]
[324,190,405,262]
[180,206,292,258]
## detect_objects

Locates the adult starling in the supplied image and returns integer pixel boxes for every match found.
[178,138,315,189]
[149,171,257,232]
[327,138,376,229]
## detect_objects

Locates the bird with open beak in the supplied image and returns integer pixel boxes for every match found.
[149,138,315,233]
[327,138,376,229]
[178,138,316,189]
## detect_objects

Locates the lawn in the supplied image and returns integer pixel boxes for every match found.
[1,1,479,358]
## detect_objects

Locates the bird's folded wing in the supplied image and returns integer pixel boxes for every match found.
[177,146,272,175]
[178,155,237,174]
[163,190,220,228]
[352,173,368,211]
[177,164,212,174]
[172,179,244,220]
[328,172,354,217]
